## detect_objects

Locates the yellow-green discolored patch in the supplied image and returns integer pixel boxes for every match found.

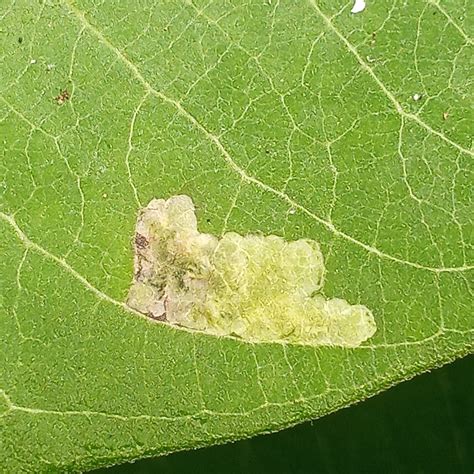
[127,196,376,347]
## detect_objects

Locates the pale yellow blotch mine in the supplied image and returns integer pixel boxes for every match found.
[127,195,376,347]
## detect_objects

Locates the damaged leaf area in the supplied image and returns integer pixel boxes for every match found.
[127,195,376,347]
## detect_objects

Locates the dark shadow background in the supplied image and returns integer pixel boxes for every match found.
[96,354,473,474]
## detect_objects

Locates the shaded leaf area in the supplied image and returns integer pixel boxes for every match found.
[0,0,472,472]
[97,355,474,474]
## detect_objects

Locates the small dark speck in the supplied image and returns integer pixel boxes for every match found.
[206,218,211,223]
[18,37,23,44]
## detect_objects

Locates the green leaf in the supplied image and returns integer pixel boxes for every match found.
[1,0,472,472]
[95,356,474,474]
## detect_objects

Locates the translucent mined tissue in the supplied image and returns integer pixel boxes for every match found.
[127,195,376,347]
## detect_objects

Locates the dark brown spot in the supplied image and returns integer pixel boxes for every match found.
[54,89,70,105]
[148,311,167,322]
[135,233,149,249]
[135,260,144,281]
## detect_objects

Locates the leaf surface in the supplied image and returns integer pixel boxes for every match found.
[0,0,472,471]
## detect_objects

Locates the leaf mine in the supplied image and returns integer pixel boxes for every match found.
[126,195,376,347]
